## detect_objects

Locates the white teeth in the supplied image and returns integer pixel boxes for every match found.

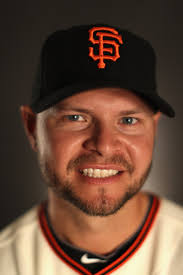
[82,168,119,178]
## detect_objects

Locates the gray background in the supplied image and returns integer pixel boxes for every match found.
[0,0,182,230]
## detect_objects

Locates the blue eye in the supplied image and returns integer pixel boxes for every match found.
[121,117,138,125]
[66,115,84,121]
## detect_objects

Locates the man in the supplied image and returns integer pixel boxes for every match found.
[0,24,183,275]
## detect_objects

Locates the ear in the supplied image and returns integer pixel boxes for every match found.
[20,105,37,152]
[153,111,162,134]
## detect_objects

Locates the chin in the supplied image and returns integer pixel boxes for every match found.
[59,185,139,217]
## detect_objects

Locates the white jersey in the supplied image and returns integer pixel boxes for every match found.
[0,194,183,275]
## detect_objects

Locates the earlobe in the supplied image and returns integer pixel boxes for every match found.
[20,105,37,151]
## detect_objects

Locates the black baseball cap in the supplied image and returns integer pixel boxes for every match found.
[30,23,175,117]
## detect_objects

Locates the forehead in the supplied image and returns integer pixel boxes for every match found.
[55,88,153,112]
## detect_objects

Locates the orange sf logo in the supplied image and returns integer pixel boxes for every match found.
[89,26,123,69]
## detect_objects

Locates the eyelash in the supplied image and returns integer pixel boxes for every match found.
[120,117,138,125]
[65,115,85,121]
[64,115,138,125]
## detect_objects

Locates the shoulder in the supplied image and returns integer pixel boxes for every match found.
[0,204,43,274]
[151,196,183,273]
[0,204,40,248]
[158,196,183,228]
[156,196,183,247]
[153,198,183,274]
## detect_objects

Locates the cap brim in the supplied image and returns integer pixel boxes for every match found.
[31,81,175,118]
[131,91,175,118]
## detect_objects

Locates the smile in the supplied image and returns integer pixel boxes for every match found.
[80,168,121,178]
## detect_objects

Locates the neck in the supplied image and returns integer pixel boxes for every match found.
[47,191,150,255]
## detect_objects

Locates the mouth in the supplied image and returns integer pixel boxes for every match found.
[79,168,122,178]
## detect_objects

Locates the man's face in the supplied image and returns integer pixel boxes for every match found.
[35,88,161,216]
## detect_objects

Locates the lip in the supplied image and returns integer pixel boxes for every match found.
[78,171,124,185]
[78,164,125,172]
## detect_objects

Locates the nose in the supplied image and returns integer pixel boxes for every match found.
[83,122,122,156]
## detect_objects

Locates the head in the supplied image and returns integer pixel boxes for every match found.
[20,23,175,217]
[20,87,161,216]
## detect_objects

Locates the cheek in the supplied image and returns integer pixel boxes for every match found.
[128,133,155,171]
[47,131,84,170]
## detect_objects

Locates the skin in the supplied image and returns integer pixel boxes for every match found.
[20,88,161,255]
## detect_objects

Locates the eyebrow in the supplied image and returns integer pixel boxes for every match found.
[55,106,94,115]
[54,106,145,116]
[119,110,145,115]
